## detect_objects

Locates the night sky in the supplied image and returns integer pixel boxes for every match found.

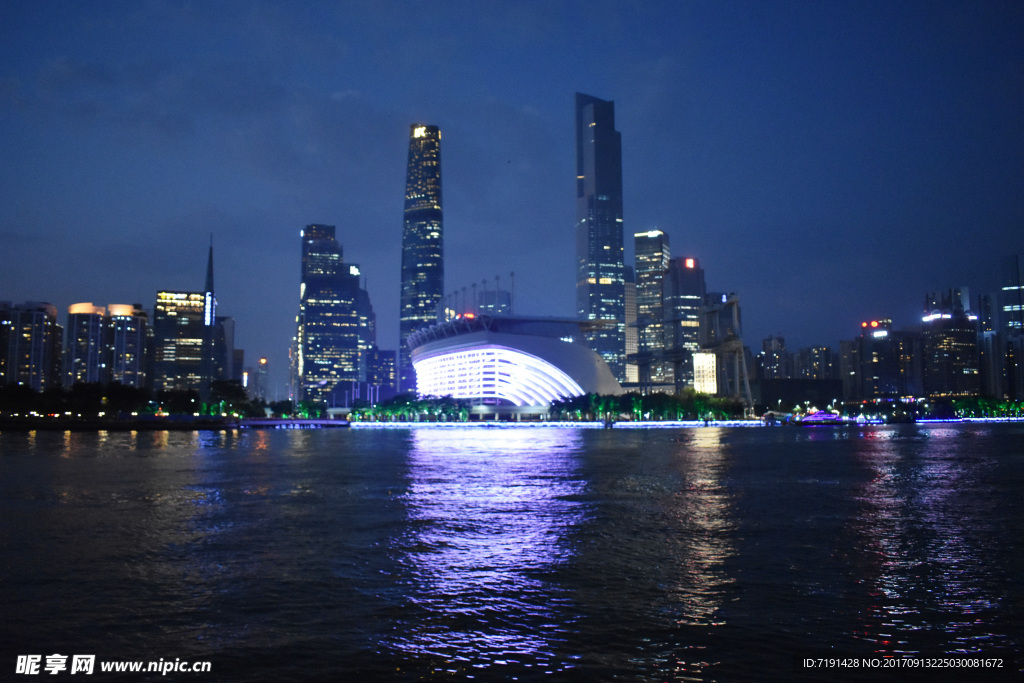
[3,1,1022,397]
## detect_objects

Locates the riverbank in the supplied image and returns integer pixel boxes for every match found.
[0,416,237,432]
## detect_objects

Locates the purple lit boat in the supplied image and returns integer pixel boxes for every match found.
[798,411,847,426]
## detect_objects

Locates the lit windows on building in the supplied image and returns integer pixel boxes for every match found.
[152,292,206,392]
[400,124,444,392]
[693,351,718,395]
[295,224,376,403]
[576,93,626,382]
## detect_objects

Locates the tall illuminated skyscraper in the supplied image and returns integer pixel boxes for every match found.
[65,303,108,387]
[634,229,671,383]
[107,304,147,388]
[64,303,148,388]
[151,291,207,392]
[663,256,706,390]
[2,301,61,391]
[575,93,625,381]
[295,224,366,403]
[399,124,443,392]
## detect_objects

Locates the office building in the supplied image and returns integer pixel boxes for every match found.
[840,319,922,401]
[794,346,836,380]
[151,291,208,392]
[921,289,980,398]
[634,229,670,383]
[295,224,373,403]
[663,257,706,390]
[1002,255,1024,399]
[366,345,397,396]
[247,357,269,401]
[399,124,444,392]
[624,266,637,383]
[575,93,626,382]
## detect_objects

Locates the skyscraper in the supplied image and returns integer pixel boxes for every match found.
[399,124,444,392]
[634,229,671,383]
[65,303,108,386]
[107,304,147,388]
[152,245,228,396]
[295,224,366,403]
[64,303,148,388]
[1000,255,1023,399]
[151,291,207,392]
[2,301,62,391]
[921,289,980,398]
[663,256,706,390]
[575,93,626,382]
[624,266,637,383]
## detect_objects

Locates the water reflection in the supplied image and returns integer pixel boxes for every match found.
[388,428,585,675]
[849,426,1008,656]
[669,429,736,629]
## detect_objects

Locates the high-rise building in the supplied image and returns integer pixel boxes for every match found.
[663,257,706,390]
[151,244,227,396]
[794,346,836,380]
[758,336,792,380]
[0,303,11,385]
[634,230,670,379]
[840,319,922,401]
[2,301,62,391]
[976,293,1002,398]
[249,357,269,401]
[698,292,753,405]
[65,303,148,388]
[624,266,638,383]
[920,289,980,398]
[366,345,397,401]
[1001,255,1024,399]
[65,303,108,386]
[575,93,626,382]
[107,304,147,388]
[399,124,444,392]
[295,224,371,403]
[151,291,207,392]
[1002,255,1024,333]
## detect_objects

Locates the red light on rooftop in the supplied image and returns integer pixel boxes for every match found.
[862,322,868,328]
[685,258,695,269]
[871,321,879,328]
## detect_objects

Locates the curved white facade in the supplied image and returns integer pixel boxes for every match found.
[414,344,585,406]
[408,315,622,407]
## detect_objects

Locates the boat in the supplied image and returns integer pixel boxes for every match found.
[797,411,847,426]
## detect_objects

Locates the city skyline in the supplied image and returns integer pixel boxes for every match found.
[3,1,1023,393]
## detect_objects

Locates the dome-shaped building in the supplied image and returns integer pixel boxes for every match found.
[408,315,621,418]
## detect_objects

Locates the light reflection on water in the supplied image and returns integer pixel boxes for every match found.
[849,426,1010,656]
[666,429,736,630]
[1,424,1021,680]
[388,428,586,675]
